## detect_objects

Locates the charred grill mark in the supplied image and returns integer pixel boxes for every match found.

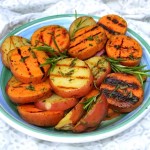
[119,38,124,57]
[69,30,103,50]
[39,31,44,44]
[104,77,139,89]
[112,19,118,24]
[71,25,99,41]
[106,16,126,27]
[17,48,31,76]
[56,64,88,69]
[50,74,89,79]
[98,22,120,35]
[118,23,126,27]
[78,47,87,53]
[35,59,45,78]
[101,88,139,103]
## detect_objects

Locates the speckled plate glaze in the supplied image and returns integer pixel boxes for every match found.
[0,14,150,143]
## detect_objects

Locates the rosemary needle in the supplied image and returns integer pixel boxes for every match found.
[35,45,68,72]
[106,57,150,85]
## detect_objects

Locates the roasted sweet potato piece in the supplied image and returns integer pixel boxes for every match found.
[68,24,107,60]
[100,73,144,113]
[106,35,143,67]
[6,76,52,104]
[8,46,50,83]
[98,14,127,39]
[31,25,70,53]
[17,104,64,127]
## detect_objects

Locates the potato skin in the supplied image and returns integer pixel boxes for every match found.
[35,93,78,111]
[17,104,64,127]
[6,76,52,104]
[55,89,99,131]
[73,93,108,133]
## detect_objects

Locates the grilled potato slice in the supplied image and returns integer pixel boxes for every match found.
[106,35,143,67]
[35,93,78,111]
[68,24,107,60]
[8,45,50,84]
[0,35,30,68]
[98,14,127,39]
[100,73,144,113]
[6,76,52,104]
[49,58,93,98]
[85,56,111,87]
[69,16,96,38]
[31,25,70,53]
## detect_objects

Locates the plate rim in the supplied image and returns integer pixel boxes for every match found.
[0,14,150,143]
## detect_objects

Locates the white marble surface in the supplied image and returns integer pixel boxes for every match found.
[0,0,150,149]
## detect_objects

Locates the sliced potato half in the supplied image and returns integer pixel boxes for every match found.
[49,58,93,98]
[1,35,30,68]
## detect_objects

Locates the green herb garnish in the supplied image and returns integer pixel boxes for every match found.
[82,94,100,111]
[59,69,74,77]
[20,56,29,62]
[70,58,78,67]
[26,84,35,91]
[87,36,94,41]
[35,45,68,73]
[75,10,78,19]
[106,57,150,85]
[71,17,89,38]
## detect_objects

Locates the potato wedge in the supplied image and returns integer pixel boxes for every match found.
[73,93,108,133]
[55,89,99,131]
[8,45,50,83]
[35,93,78,111]
[17,104,64,127]
[69,16,96,38]
[85,56,111,87]
[68,24,107,60]
[49,58,93,98]
[31,25,70,53]
[6,76,52,104]
[1,35,30,68]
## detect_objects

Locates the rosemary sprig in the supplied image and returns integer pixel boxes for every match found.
[35,45,68,72]
[106,57,150,85]
[20,56,29,62]
[71,17,89,38]
[75,10,78,19]
[82,94,100,112]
